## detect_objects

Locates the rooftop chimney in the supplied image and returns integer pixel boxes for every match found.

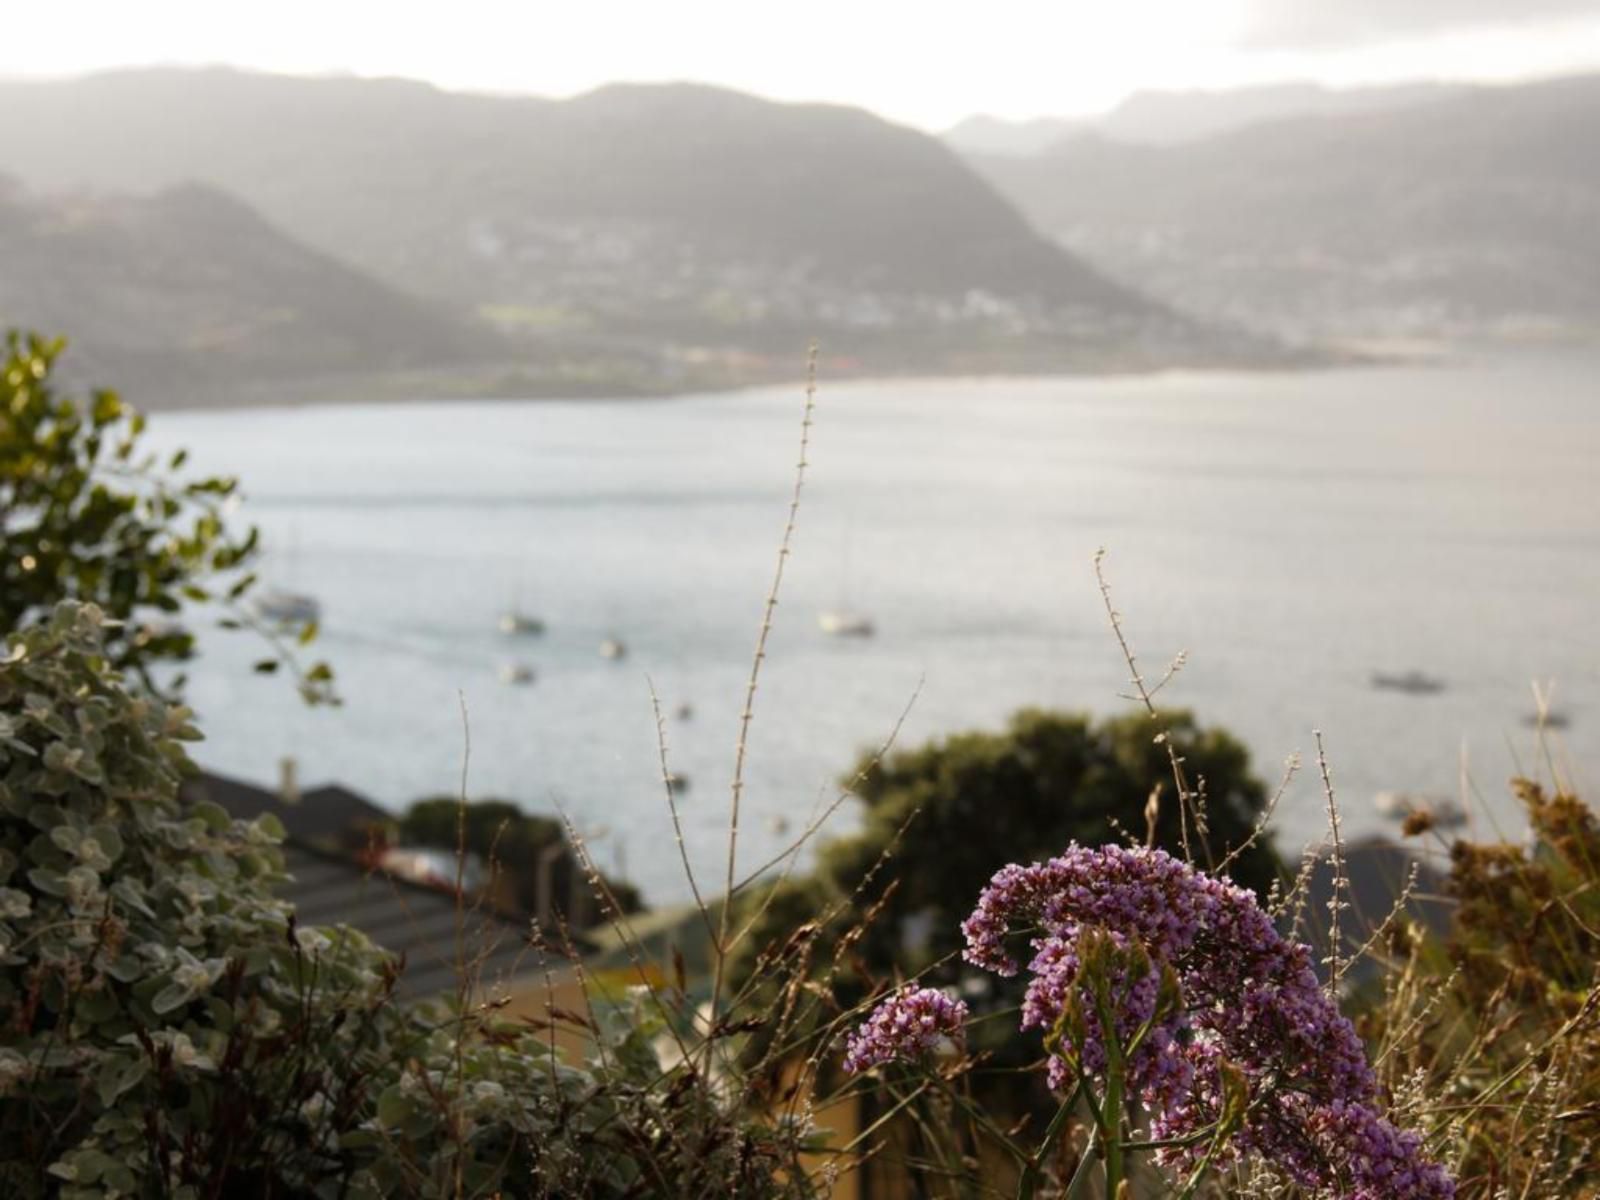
[279,756,300,806]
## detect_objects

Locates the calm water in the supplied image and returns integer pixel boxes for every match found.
[149,352,1600,904]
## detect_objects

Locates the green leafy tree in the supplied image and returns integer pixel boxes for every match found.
[0,331,331,701]
[821,708,1278,969]
[400,797,643,919]
[733,708,1282,1080]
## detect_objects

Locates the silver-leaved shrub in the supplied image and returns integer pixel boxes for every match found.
[0,604,820,1199]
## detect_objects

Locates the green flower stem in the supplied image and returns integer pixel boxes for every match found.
[1016,1081,1082,1200]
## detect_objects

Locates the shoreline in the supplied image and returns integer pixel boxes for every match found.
[126,347,1370,415]
[121,329,1600,415]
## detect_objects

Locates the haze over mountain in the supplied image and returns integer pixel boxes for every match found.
[965,74,1600,348]
[943,80,1470,154]
[0,178,491,400]
[0,68,1276,405]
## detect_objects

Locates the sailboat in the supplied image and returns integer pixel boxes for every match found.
[253,525,320,626]
[499,610,545,636]
[498,662,536,686]
[818,610,875,637]
[255,589,321,626]
[818,526,874,637]
[498,583,545,636]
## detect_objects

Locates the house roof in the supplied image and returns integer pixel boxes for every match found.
[182,771,391,847]
[281,842,581,1002]
[1288,836,1454,983]
[182,770,589,1000]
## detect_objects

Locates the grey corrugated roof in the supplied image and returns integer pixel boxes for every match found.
[182,772,391,847]
[281,843,579,1001]
[183,771,587,1000]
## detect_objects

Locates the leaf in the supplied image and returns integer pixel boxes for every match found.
[28,866,67,896]
[96,1055,148,1107]
[375,1086,410,1130]
[190,801,231,832]
[151,983,192,1015]
[252,659,280,675]
[90,390,123,427]
[297,620,319,646]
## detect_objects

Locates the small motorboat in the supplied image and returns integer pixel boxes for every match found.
[818,610,875,638]
[498,662,536,686]
[499,610,545,637]
[1522,710,1571,730]
[599,638,628,660]
[1370,670,1445,695]
[255,589,321,626]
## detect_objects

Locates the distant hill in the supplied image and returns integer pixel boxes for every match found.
[0,179,493,400]
[965,75,1600,347]
[944,80,1467,155]
[0,69,1279,404]
[943,113,1090,158]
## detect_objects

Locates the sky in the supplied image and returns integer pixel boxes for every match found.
[6,0,1600,129]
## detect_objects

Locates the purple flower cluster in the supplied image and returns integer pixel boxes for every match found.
[1308,1099,1457,1199]
[842,985,968,1075]
[960,844,1454,1199]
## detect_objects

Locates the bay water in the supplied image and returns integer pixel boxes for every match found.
[148,351,1600,904]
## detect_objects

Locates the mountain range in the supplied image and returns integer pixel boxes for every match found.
[961,74,1600,348]
[0,69,1266,406]
[5,66,1589,403]
[943,80,1471,154]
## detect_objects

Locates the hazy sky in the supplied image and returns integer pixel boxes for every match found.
[7,0,1600,128]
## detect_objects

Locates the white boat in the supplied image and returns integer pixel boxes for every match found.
[818,610,874,637]
[254,589,321,626]
[498,662,536,686]
[599,638,628,660]
[498,611,545,636]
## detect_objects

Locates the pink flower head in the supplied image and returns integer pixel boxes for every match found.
[843,985,968,1074]
[961,843,1454,1199]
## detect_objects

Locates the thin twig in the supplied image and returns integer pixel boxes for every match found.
[709,344,818,1051]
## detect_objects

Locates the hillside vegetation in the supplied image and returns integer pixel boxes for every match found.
[0,70,1283,404]
[0,179,490,398]
[966,74,1600,347]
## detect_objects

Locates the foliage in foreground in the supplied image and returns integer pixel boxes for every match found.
[841,844,1452,1198]
[732,708,1281,1086]
[809,774,1600,1199]
[0,330,332,701]
[0,604,823,1199]
[1357,780,1600,1198]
